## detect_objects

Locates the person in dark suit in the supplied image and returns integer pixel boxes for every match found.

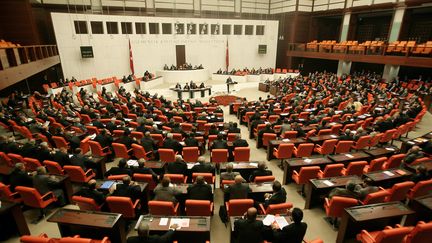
[421,138,432,155]
[106,118,117,133]
[141,131,158,155]
[339,129,354,140]
[263,181,286,208]
[233,207,266,243]
[70,148,93,171]
[127,221,177,243]
[131,158,158,183]
[105,159,132,177]
[233,134,249,147]
[208,124,219,136]
[94,129,113,148]
[191,156,215,174]
[211,133,228,150]
[118,129,137,149]
[257,124,275,148]
[21,140,38,158]
[112,176,141,202]
[35,142,53,163]
[292,122,306,138]
[92,117,105,129]
[162,133,183,154]
[74,179,106,205]
[403,146,425,164]
[65,131,81,151]
[249,162,272,182]
[33,166,65,206]
[187,176,213,201]
[228,122,241,133]
[166,155,187,175]
[184,133,199,147]
[224,175,251,201]
[272,207,307,243]
[411,165,431,183]
[52,147,71,167]
[9,163,33,191]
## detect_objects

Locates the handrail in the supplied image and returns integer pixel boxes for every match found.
[0,44,58,71]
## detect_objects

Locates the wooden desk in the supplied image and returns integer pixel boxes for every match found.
[0,201,30,241]
[283,157,332,184]
[364,168,413,187]
[135,216,210,243]
[267,138,307,161]
[249,183,273,193]
[128,160,166,175]
[327,152,371,165]
[364,146,399,159]
[337,202,415,243]
[230,215,291,243]
[407,195,432,224]
[53,175,74,204]
[88,156,107,179]
[304,175,362,209]
[400,131,432,153]
[308,134,340,144]
[258,83,269,92]
[174,184,215,194]
[406,158,432,172]
[47,208,126,243]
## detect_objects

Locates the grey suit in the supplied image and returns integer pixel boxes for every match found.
[153,184,181,203]
[32,174,65,205]
[225,183,251,200]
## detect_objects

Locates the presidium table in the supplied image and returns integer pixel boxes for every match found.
[156,69,210,84]
[170,87,212,99]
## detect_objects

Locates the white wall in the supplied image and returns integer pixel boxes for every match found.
[51,13,278,80]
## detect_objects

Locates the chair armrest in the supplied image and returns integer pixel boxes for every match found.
[395,224,402,228]
[225,202,229,212]
[145,151,152,155]
[183,176,188,183]
[41,191,55,201]
[101,237,110,243]
[102,146,110,151]
[11,191,20,199]
[273,148,278,153]
[378,187,385,191]
[72,235,81,238]
[324,197,330,207]
[85,169,94,177]
[359,230,376,243]
[259,203,266,214]
[174,203,180,214]
[210,202,214,213]
[133,199,141,209]
[384,226,393,229]
[127,148,133,153]
[292,170,299,176]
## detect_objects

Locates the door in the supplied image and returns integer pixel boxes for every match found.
[176,45,186,67]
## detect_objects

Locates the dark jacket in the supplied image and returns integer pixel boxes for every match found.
[225,183,251,200]
[94,134,113,148]
[166,161,187,175]
[9,169,33,191]
[126,230,174,243]
[75,187,105,205]
[273,222,307,243]
[52,151,71,167]
[233,218,266,243]
[233,139,249,147]
[249,169,273,182]
[191,163,215,174]
[112,183,142,202]
[212,139,228,150]
[163,138,183,153]
[264,188,287,207]
[104,167,132,177]
[187,183,213,201]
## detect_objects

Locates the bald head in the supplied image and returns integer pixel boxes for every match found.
[246,207,257,220]
[137,222,150,237]
[234,175,244,184]
[88,179,97,189]
[226,163,234,172]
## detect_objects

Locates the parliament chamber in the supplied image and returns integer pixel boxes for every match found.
[1,0,432,243]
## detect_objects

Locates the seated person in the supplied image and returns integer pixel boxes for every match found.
[199,82,205,88]
[112,175,141,202]
[163,133,183,154]
[272,208,307,243]
[233,207,266,243]
[131,158,159,183]
[233,134,249,147]
[211,133,228,150]
[94,129,113,148]
[411,165,431,183]
[224,175,251,201]
[191,156,215,174]
[354,177,379,200]
[208,124,220,136]
[118,129,137,149]
[262,181,287,208]
[74,179,106,205]
[249,162,272,182]
[52,147,71,167]
[403,146,425,164]
[105,159,132,177]
[187,176,213,201]
[257,124,275,148]
[153,176,181,203]
[33,166,65,206]
[339,129,354,140]
[184,133,199,147]
[328,180,359,199]
[166,155,187,175]
[70,148,93,171]
[175,83,182,89]
[128,222,178,243]
[228,122,241,133]
[421,138,432,154]
[183,83,190,90]
[221,163,240,181]
[9,163,33,191]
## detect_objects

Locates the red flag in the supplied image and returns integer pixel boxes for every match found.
[226,39,229,71]
[129,39,134,74]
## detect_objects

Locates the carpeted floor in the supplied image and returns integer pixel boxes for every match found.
[213,95,241,106]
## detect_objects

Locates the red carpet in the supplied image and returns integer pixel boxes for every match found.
[213,95,241,106]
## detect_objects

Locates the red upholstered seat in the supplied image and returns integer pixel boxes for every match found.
[148,200,179,216]
[385,181,415,202]
[226,199,254,216]
[185,199,213,216]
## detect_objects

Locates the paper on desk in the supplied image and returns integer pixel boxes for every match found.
[304,159,312,163]
[89,134,97,140]
[345,154,354,158]
[408,141,415,145]
[159,218,168,226]
[385,147,395,151]
[127,159,138,167]
[322,180,334,186]
[275,216,289,229]
[68,154,73,158]
[383,171,395,176]
[282,139,290,142]
[250,162,258,167]
[262,214,275,226]
[187,163,199,169]
[170,218,190,228]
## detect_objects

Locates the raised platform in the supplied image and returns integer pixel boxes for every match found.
[156,69,209,84]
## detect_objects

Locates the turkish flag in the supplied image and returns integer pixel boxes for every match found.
[129,39,134,74]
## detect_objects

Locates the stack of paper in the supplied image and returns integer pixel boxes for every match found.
[170,218,190,228]
[250,162,258,167]
[304,159,312,163]
[275,216,289,229]
[127,160,138,167]
[282,139,290,142]
[262,215,275,226]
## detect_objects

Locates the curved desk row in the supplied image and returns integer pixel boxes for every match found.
[170,87,212,100]
[157,69,209,84]
[211,72,300,83]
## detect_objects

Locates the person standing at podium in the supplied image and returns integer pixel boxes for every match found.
[226,77,233,93]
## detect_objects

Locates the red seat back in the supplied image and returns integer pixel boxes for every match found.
[183,147,200,162]
[185,199,213,216]
[226,199,254,216]
[234,147,250,162]
[148,201,178,216]
[159,149,176,163]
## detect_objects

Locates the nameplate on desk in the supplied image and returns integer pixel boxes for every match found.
[249,162,258,167]
[304,159,312,163]
[282,139,290,142]
[383,171,395,176]
[385,147,396,151]
[345,154,354,158]
[322,180,334,186]
[395,169,406,175]
[330,135,338,138]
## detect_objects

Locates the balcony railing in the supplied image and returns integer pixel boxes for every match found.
[0,45,58,70]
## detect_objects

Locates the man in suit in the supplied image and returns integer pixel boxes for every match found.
[94,129,113,148]
[132,158,159,183]
[233,134,249,147]
[191,156,215,174]
[249,162,272,182]
[163,133,183,154]
[257,124,275,148]
[70,148,93,171]
[52,147,71,167]
[74,179,106,205]
[233,207,267,243]
[106,118,117,133]
[339,129,354,140]
[221,163,240,181]
[141,131,158,157]
[112,176,142,202]
[211,133,228,150]
[118,129,137,149]
[272,207,307,243]
[263,181,286,208]
[228,122,241,133]
[127,222,177,243]
[9,163,33,191]
[224,175,251,201]
[153,176,181,203]
[33,166,65,206]
[166,155,187,175]
[21,140,38,158]
[184,133,199,147]
[403,146,425,164]
[105,159,132,177]
[187,176,213,201]
[92,116,105,129]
